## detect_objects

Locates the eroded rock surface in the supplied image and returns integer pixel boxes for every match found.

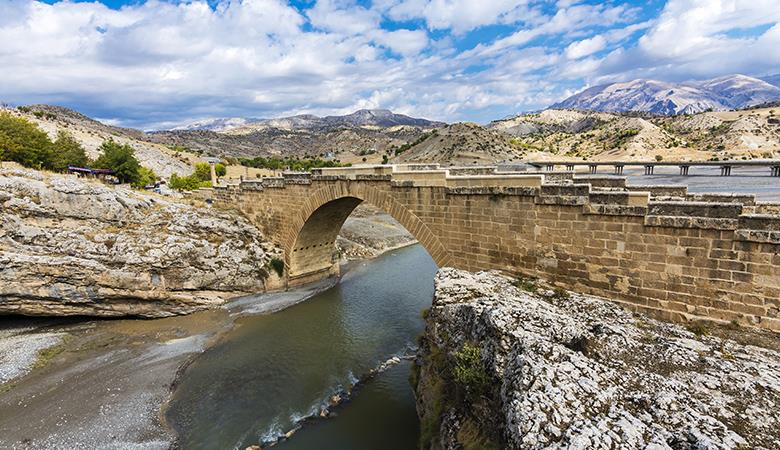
[336,204,416,260]
[415,268,780,450]
[0,168,283,317]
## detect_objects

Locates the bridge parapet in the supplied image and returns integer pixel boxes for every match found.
[646,201,743,230]
[573,175,627,189]
[752,202,780,215]
[626,185,689,198]
[390,169,449,186]
[281,172,312,185]
[448,166,500,176]
[589,191,650,206]
[315,165,394,178]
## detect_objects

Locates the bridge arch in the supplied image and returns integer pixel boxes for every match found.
[283,183,451,285]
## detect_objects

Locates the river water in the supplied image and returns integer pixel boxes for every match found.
[166,244,437,450]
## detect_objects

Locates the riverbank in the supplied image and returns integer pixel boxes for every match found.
[415,268,780,449]
[0,278,337,449]
[0,228,420,449]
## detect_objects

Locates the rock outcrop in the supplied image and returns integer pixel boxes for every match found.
[414,268,780,450]
[0,168,283,317]
[336,204,416,260]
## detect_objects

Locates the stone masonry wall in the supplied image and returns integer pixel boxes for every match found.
[192,167,780,331]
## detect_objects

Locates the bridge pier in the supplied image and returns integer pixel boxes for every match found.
[546,164,555,171]
[614,165,624,175]
[679,165,690,176]
[589,164,597,174]
[644,165,655,175]
[565,164,575,171]
[720,166,732,176]
[772,166,780,177]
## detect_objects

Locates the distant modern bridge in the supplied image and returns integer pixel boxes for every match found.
[191,164,780,331]
[528,160,780,176]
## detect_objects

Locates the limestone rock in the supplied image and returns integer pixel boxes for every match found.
[0,168,283,317]
[415,268,780,449]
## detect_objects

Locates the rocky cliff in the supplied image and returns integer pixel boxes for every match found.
[414,268,780,449]
[0,167,283,317]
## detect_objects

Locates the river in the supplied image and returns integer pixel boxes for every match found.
[166,244,437,450]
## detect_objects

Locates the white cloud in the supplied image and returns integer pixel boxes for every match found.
[0,0,778,128]
[307,0,379,35]
[565,35,605,59]
[382,0,530,34]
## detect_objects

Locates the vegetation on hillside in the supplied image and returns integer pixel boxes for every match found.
[390,130,437,156]
[168,161,226,190]
[0,112,157,188]
[0,111,80,169]
[238,156,349,171]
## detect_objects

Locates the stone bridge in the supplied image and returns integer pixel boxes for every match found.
[192,164,780,331]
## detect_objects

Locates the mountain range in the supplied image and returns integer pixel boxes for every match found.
[172,109,444,132]
[5,71,780,175]
[171,74,780,135]
[552,74,780,115]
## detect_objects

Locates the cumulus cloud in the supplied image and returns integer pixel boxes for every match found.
[0,0,777,128]
[565,35,606,59]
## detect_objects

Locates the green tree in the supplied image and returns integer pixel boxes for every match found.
[0,111,54,169]
[50,131,89,172]
[94,140,141,184]
[0,131,22,162]
[215,163,226,177]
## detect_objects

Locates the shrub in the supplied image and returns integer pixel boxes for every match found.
[512,276,537,293]
[655,154,663,161]
[686,320,710,337]
[215,163,226,177]
[169,173,210,190]
[132,166,157,189]
[194,162,212,181]
[452,343,490,396]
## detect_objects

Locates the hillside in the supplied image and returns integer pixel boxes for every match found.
[7,102,780,172]
[392,122,526,164]
[489,107,780,161]
[170,109,444,133]
[149,124,431,164]
[3,105,193,177]
[553,74,780,115]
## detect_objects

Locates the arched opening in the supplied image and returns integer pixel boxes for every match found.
[286,189,450,286]
[288,196,364,283]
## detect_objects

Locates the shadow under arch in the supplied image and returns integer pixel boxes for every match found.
[285,184,451,285]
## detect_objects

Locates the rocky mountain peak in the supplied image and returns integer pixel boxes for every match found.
[552,74,780,115]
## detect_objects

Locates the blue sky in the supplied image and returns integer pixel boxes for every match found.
[1,0,779,129]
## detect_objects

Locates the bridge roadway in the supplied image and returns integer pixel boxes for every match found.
[528,160,780,176]
[192,163,780,331]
